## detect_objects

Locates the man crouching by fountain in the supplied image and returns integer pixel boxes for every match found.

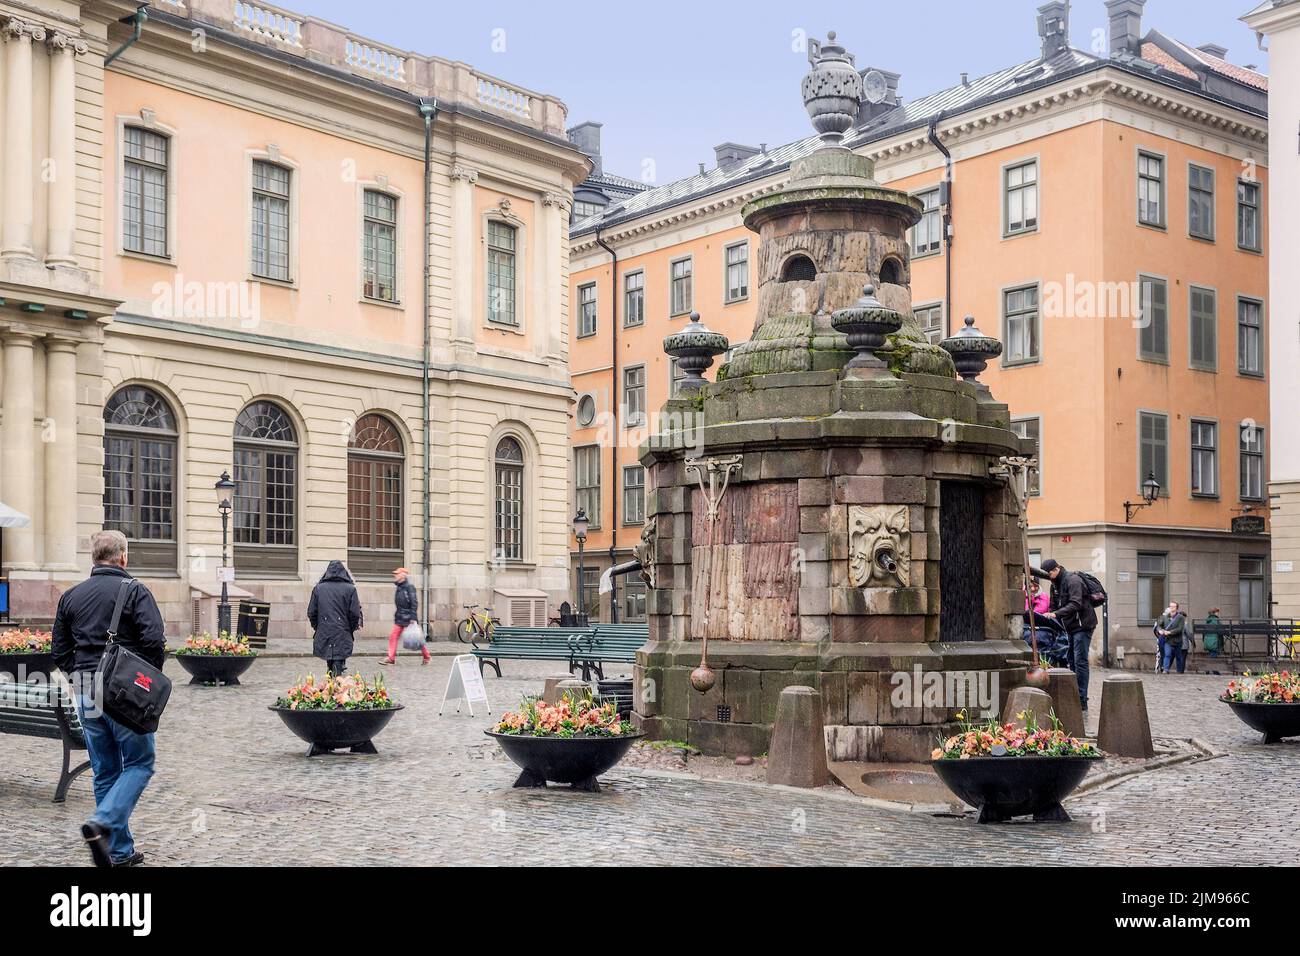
[52,530,166,867]
[1032,559,1098,714]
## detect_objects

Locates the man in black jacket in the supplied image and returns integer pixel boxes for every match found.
[52,529,166,868]
[308,560,362,676]
[381,567,428,666]
[1032,559,1098,712]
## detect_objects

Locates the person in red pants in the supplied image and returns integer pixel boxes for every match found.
[381,568,428,665]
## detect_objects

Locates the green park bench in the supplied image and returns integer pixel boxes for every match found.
[569,623,650,681]
[471,625,594,678]
[0,679,91,803]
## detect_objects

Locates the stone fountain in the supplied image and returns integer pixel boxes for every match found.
[633,32,1034,761]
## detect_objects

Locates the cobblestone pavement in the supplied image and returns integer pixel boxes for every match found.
[0,656,1295,866]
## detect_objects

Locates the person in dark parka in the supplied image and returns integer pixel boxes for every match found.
[308,560,362,677]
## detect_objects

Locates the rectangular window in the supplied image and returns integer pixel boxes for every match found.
[578,282,597,337]
[1240,424,1264,501]
[623,365,645,426]
[1189,286,1216,371]
[1010,417,1041,496]
[123,127,168,257]
[1188,164,1215,241]
[623,578,647,622]
[669,358,686,396]
[1237,297,1263,376]
[362,190,398,302]
[572,199,602,219]
[1239,555,1267,619]
[623,465,645,525]
[724,242,749,303]
[623,271,644,328]
[487,220,518,325]
[1138,275,1168,362]
[915,303,943,345]
[1028,549,1043,569]
[574,445,601,529]
[1190,419,1218,498]
[1137,151,1165,227]
[1139,411,1169,495]
[1137,552,1168,625]
[1003,160,1038,236]
[670,257,693,316]
[251,160,291,281]
[1237,180,1261,251]
[1002,285,1039,365]
[911,187,942,255]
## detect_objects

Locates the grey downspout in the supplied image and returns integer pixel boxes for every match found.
[104,6,148,67]
[927,118,954,337]
[419,98,437,638]
[595,227,619,623]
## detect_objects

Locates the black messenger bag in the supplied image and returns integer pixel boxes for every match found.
[93,580,172,734]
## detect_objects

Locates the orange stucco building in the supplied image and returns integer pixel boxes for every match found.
[566,3,1270,666]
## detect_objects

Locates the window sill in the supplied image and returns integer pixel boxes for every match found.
[576,331,597,339]
[723,295,749,306]
[1191,493,1220,501]
[1237,370,1265,381]
[1001,358,1041,369]
[1236,245,1263,256]
[1189,364,1218,374]
[1001,228,1039,241]
[486,560,536,571]
[1137,220,1167,233]
[910,248,942,260]
[622,321,645,330]
[360,295,403,311]
[669,310,692,319]
[1137,355,1170,366]
[1188,233,1217,245]
[486,320,525,336]
[120,249,176,267]
[249,274,298,291]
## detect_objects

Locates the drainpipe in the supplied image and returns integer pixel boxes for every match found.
[928,117,954,337]
[104,6,148,67]
[418,97,438,638]
[595,227,619,623]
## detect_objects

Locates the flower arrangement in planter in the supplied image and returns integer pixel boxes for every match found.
[170,631,257,687]
[0,629,54,679]
[486,691,641,791]
[929,710,1101,824]
[1220,671,1300,744]
[270,673,402,756]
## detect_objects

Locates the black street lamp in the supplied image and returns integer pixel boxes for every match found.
[1123,472,1161,523]
[215,470,237,635]
[573,507,589,626]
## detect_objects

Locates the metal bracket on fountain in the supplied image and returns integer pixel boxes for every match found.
[684,455,742,692]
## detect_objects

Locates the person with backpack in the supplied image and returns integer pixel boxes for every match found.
[1154,601,1188,674]
[1032,559,1100,712]
[308,560,363,677]
[51,529,166,868]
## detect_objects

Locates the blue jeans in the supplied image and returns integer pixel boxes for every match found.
[1069,628,1094,708]
[1162,642,1187,674]
[76,695,156,863]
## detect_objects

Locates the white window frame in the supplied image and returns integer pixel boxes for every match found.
[245,148,300,287]
[577,282,598,338]
[1001,157,1040,238]
[1237,295,1265,378]
[1001,282,1041,367]
[1237,179,1262,252]
[358,183,403,307]
[910,186,943,257]
[723,240,749,304]
[670,255,693,317]
[622,363,646,428]
[1189,418,1219,499]
[622,464,645,526]
[117,114,180,263]
[623,269,645,328]
[1137,148,1166,229]
[1239,423,1265,502]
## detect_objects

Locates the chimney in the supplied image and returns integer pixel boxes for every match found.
[1196,42,1228,60]
[713,142,761,170]
[566,121,603,178]
[854,67,902,124]
[1105,0,1146,58]
[1036,2,1069,60]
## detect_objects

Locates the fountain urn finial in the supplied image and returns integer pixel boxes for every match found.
[802,31,863,147]
[940,315,1004,398]
[830,284,903,377]
[663,312,729,394]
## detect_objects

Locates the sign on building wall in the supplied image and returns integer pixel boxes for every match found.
[1231,515,1266,535]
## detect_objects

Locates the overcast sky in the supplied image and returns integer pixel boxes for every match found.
[293,0,1267,186]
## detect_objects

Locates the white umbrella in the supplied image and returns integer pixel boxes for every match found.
[0,501,30,528]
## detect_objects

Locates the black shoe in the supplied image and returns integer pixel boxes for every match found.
[112,851,144,867]
[81,822,112,868]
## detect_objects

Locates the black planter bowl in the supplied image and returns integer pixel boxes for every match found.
[174,653,257,686]
[486,730,643,792]
[929,756,1099,823]
[0,652,54,680]
[270,704,403,756]
[1224,700,1300,744]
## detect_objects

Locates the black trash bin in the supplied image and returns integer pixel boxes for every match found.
[237,599,271,650]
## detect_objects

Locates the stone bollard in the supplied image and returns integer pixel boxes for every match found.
[1000,686,1054,731]
[542,674,579,704]
[1098,674,1154,757]
[1045,668,1085,738]
[767,686,829,788]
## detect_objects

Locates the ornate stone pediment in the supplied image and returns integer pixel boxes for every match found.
[848,504,909,588]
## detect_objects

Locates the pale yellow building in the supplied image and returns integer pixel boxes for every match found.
[0,0,588,639]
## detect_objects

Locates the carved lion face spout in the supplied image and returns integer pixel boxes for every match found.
[848,505,910,588]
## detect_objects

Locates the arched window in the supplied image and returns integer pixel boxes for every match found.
[347,414,404,575]
[879,256,904,286]
[103,386,178,572]
[233,401,297,572]
[493,437,524,561]
[780,254,817,282]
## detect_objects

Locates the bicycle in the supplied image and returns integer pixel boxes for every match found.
[456,604,494,644]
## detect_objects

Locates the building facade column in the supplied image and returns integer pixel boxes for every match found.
[540,191,568,362]
[43,338,79,569]
[45,33,87,269]
[449,164,478,345]
[1,19,43,261]
[1,330,39,568]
